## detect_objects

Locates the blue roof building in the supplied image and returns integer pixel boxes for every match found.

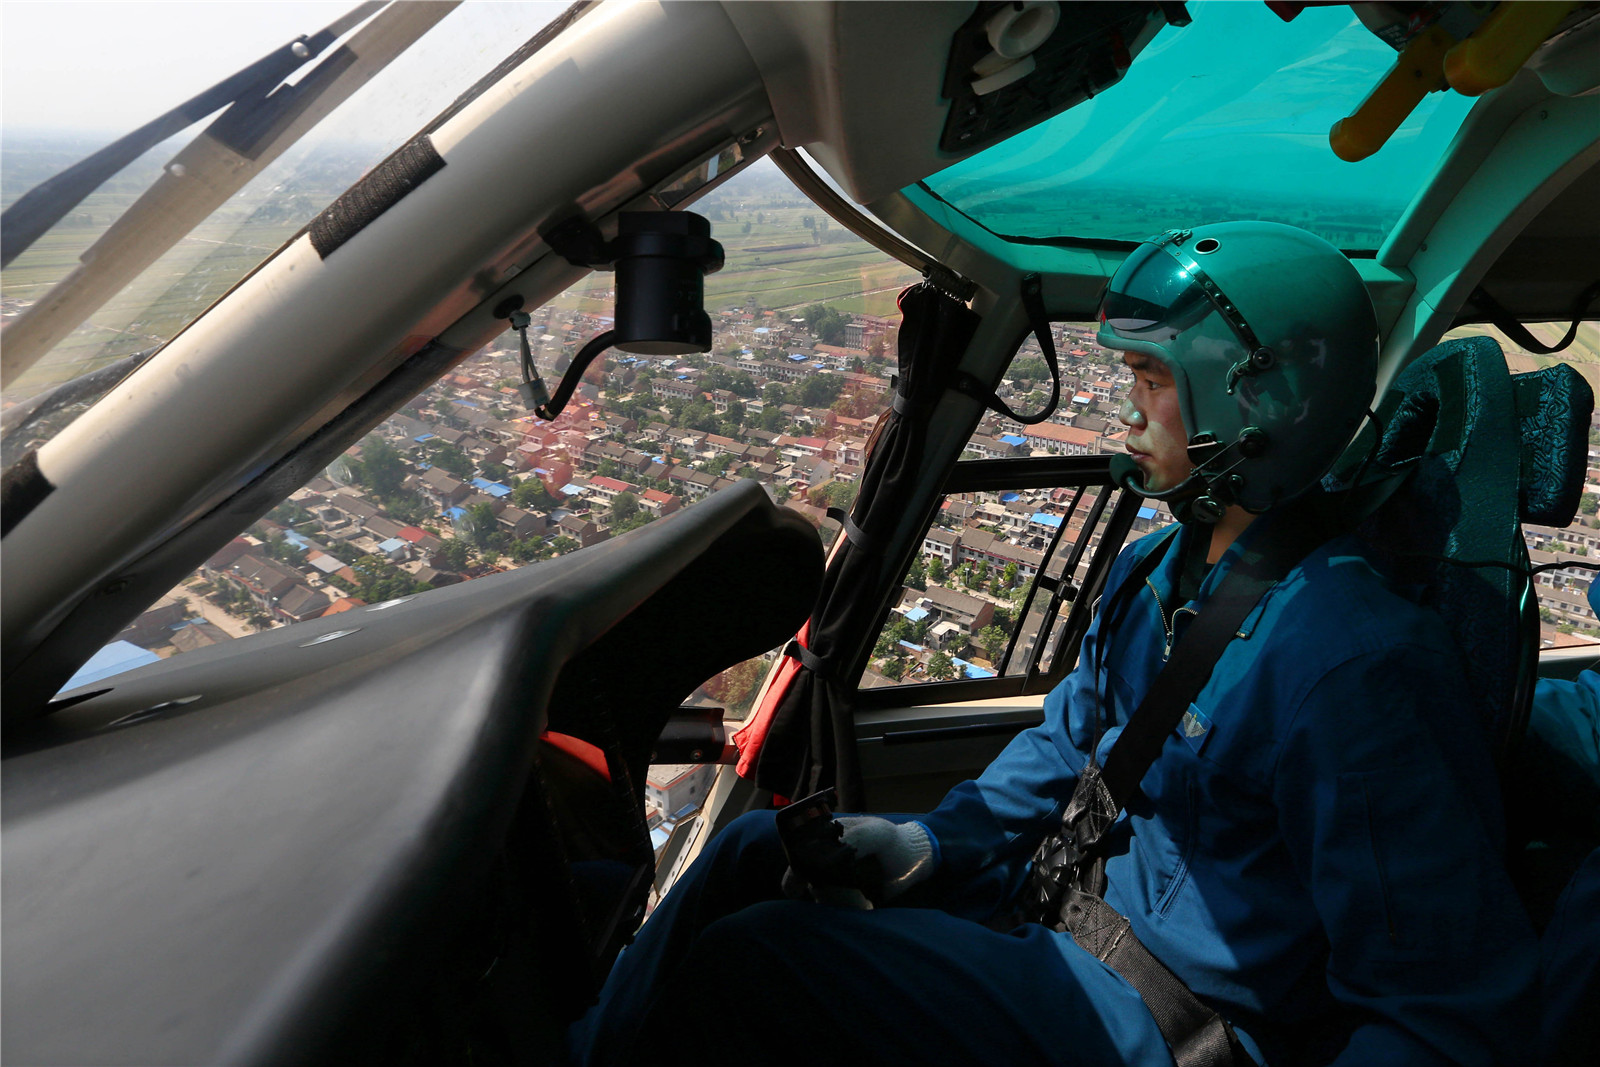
[1000,434,1027,446]
[470,478,512,498]
[1030,512,1064,528]
[59,641,163,693]
[951,657,997,680]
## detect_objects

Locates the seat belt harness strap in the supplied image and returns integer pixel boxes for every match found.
[1023,507,1328,1067]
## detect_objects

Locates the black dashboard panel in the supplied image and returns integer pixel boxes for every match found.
[2,481,821,1066]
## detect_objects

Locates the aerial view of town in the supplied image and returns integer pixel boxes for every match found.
[7,143,1600,844]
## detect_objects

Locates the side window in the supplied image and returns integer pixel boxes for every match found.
[89,159,907,686]
[860,323,1165,699]
[862,476,1157,695]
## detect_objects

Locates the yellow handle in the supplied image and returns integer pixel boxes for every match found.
[1330,24,1455,163]
[1444,1,1580,96]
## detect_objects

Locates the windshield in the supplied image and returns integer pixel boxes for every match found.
[916,0,1475,252]
[1,1,576,457]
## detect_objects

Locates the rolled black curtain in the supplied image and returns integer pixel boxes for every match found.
[752,282,980,808]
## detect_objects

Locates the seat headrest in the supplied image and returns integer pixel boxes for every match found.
[1327,335,1533,760]
[1511,363,1594,528]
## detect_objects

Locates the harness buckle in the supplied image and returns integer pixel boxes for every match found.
[1018,763,1119,924]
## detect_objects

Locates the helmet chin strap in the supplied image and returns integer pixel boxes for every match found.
[1108,454,1222,524]
[1109,428,1266,524]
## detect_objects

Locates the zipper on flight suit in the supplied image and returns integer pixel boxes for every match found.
[1145,577,1199,661]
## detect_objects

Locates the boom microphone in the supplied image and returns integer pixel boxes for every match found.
[1108,453,1206,502]
[1109,454,1144,492]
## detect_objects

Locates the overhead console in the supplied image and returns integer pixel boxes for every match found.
[937,1,1184,155]
[2,481,822,1066]
[724,1,1184,205]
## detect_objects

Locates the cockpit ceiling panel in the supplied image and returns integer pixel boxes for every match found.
[916,1,1475,253]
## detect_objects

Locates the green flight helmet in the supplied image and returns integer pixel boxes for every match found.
[1096,220,1379,515]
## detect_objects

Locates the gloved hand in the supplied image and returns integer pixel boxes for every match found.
[782,816,940,909]
[836,816,939,902]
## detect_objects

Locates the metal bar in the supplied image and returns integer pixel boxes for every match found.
[0,2,385,269]
[0,2,449,390]
[1001,483,1084,675]
[1032,489,1143,691]
[945,455,1114,493]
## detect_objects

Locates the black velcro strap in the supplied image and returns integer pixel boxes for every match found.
[891,391,913,416]
[784,640,829,678]
[827,507,878,554]
[1093,510,1325,821]
[309,134,445,259]
[1062,890,1254,1067]
[2,449,54,538]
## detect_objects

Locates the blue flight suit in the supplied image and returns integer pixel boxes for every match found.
[574,516,1539,1066]
[1526,595,1600,1066]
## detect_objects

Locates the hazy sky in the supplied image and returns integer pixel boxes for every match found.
[2,2,569,138]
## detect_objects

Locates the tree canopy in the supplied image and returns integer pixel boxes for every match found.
[610,491,639,522]
[426,441,473,479]
[352,436,407,497]
[347,554,431,602]
[802,303,850,345]
[978,624,1009,666]
[512,478,558,512]
[437,539,472,571]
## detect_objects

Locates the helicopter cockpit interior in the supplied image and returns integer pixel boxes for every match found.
[3,2,1598,1063]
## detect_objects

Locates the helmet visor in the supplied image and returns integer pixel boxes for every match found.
[1098,242,1218,345]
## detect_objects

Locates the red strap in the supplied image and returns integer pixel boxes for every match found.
[730,620,811,777]
[541,731,610,781]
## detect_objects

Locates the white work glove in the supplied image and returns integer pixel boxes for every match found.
[834,816,939,904]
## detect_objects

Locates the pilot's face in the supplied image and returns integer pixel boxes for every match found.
[1117,350,1189,492]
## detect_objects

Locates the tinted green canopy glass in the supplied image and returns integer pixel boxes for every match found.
[915,1,1476,252]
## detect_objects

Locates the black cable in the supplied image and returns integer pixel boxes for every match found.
[503,310,552,415]
[990,274,1062,426]
[536,329,615,422]
[1467,280,1600,356]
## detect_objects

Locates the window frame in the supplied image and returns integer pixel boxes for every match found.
[853,454,1142,709]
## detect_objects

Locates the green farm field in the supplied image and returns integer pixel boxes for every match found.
[2,134,369,395]
[4,144,912,397]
